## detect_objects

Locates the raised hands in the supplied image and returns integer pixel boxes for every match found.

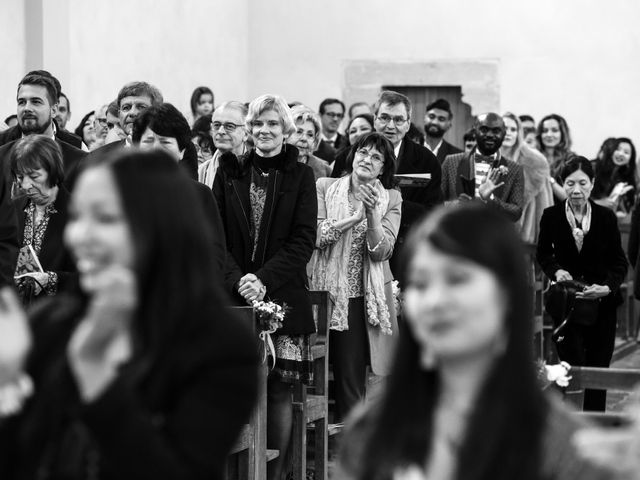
[478,167,507,200]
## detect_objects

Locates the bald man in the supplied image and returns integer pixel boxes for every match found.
[441,113,524,221]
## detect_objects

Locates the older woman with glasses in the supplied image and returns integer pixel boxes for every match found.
[213,94,317,480]
[310,132,401,423]
[287,105,331,180]
[198,101,248,189]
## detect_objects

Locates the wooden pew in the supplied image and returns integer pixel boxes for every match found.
[565,366,640,412]
[290,290,331,480]
[227,306,278,480]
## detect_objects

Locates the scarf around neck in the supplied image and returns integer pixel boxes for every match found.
[309,175,392,335]
[565,200,591,252]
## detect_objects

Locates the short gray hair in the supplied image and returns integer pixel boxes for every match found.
[290,105,322,151]
[374,90,412,119]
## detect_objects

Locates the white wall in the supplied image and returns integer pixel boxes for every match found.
[2,0,639,157]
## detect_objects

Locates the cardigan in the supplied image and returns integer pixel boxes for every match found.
[213,145,318,335]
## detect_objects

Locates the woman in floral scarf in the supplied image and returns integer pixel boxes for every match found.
[310,132,401,422]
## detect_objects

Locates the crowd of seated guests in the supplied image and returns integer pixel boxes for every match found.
[0,69,639,479]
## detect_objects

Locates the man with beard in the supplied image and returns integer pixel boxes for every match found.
[0,73,86,190]
[0,71,84,150]
[441,112,524,221]
[423,98,462,164]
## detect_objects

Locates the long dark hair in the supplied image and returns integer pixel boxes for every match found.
[95,150,225,376]
[343,132,397,189]
[592,138,637,206]
[348,204,547,480]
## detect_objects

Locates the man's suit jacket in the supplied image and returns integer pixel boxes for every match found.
[0,124,84,150]
[431,139,462,164]
[314,133,348,163]
[441,151,525,222]
[0,174,18,287]
[396,138,443,231]
[0,138,86,191]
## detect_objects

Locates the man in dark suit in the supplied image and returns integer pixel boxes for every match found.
[424,98,462,164]
[373,90,442,276]
[0,73,86,190]
[314,98,349,162]
[441,113,524,222]
[0,71,84,150]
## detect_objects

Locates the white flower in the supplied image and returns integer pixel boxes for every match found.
[545,361,572,387]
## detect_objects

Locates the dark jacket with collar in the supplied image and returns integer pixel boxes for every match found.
[441,151,525,222]
[0,124,84,150]
[537,200,628,304]
[212,145,317,335]
[14,187,78,294]
[0,172,18,287]
[429,139,462,164]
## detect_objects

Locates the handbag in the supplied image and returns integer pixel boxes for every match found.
[544,279,600,342]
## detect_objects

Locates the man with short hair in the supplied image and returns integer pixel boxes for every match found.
[441,113,524,221]
[314,98,348,161]
[0,71,83,150]
[55,92,71,130]
[519,114,536,131]
[103,100,126,144]
[348,101,372,120]
[423,98,462,164]
[373,90,442,275]
[0,72,86,189]
[93,104,109,149]
[92,81,163,155]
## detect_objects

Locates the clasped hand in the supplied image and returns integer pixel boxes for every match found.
[555,270,610,299]
[238,273,266,305]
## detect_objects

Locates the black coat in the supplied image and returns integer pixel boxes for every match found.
[537,201,628,305]
[0,123,84,150]
[433,139,463,164]
[14,187,78,294]
[626,199,640,299]
[213,145,317,335]
[191,180,226,274]
[0,173,18,287]
[0,294,259,480]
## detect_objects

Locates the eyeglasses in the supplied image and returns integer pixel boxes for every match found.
[356,148,384,164]
[324,112,344,120]
[376,114,408,127]
[212,121,241,133]
[95,118,108,127]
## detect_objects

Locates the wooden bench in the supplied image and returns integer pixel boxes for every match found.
[565,366,640,411]
[290,290,331,480]
[227,306,278,480]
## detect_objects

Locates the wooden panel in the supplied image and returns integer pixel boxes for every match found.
[569,367,640,391]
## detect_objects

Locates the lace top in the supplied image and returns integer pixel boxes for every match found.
[19,201,58,294]
[249,167,269,262]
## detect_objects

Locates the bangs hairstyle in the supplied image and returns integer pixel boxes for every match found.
[344,132,397,189]
[8,135,64,187]
[246,94,296,136]
[190,86,214,117]
[117,81,163,109]
[89,149,225,363]
[290,105,322,150]
[132,103,191,151]
[537,113,572,153]
[345,114,375,144]
[350,204,546,480]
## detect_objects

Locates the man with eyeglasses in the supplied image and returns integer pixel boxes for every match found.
[92,104,109,149]
[373,90,442,276]
[198,101,248,188]
[314,98,348,162]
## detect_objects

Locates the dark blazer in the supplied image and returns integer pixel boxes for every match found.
[191,180,226,274]
[441,151,525,222]
[396,138,443,231]
[0,173,18,287]
[14,187,77,294]
[431,139,462,164]
[0,138,86,191]
[89,139,127,159]
[314,139,336,162]
[626,199,640,299]
[0,294,259,480]
[537,201,628,303]
[213,145,317,335]
[0,124,84,150]
[330,146,351,178]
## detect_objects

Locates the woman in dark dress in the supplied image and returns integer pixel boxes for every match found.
[213,94,317,480]
[0,150,259,480]
[537,156,628,411]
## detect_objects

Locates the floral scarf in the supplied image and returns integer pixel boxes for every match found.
[309,175,392,335]
[565,200,591,252]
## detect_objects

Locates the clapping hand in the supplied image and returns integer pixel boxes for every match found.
[609,182,634,202]
[478,167,506,200]
[359,183,380,212]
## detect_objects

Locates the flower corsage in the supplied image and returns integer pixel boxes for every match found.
[537,360,572,389]
[253,300,286,368]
